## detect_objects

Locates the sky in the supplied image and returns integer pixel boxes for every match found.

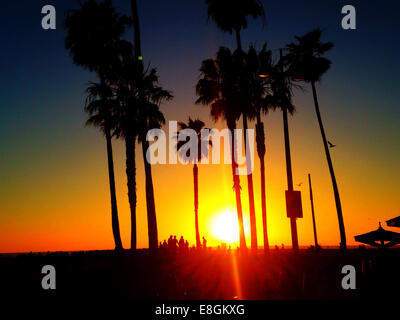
[0,0,399,252]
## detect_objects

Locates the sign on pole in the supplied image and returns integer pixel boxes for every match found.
[285,190,303,218]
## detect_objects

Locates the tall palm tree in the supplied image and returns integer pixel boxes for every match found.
[205,0,265,51]
[271,50,300,250]
[176,118,212,248]
[84,82,123,250]
[65,0,131,250]
[205,0,265,250]
[137,86,172,250]
[117,48,173,250]
[65,0,131,77]
[121,61,172,250]
[286,29,347,249]
[111,46,139,250]
[128,0,173,250]
[196,47,247,249]
[241,44,276,251]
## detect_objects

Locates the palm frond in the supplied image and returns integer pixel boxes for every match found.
[205,0,265,33]
[285,28,334,83]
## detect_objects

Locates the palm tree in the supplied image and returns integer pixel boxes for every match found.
[286,29,346,249]
[241,45,300,250]
[241,44,276,251]
[84,82,123,250]
[196,47,247,249]
[116,44,173,250]
[137,88,172,250]
[176,118,212,248]
[205,0,265,250]
[129,0,162,250]
[205,0,265,51]
[65,0,131,251]
[128,0,173,250]
[123,62,173,250]
[65,0,131,77]
[111,46,139,250]
[271,50,300,250]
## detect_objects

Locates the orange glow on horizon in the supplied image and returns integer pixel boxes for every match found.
[1,110,399,253]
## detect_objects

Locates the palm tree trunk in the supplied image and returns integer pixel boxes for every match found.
[256,111,269,251]
[235,27,255,250]
[278,49,299,251]
[130,0,141,61]
[230,123,247,249]
[131,0,160,250]
[311,81,346,249]
[125,133,137,250]
[141,135,159,250]
[242,115,257,250]
[105,126,123,251]
[282,106,299,251]
[193,164,201,248]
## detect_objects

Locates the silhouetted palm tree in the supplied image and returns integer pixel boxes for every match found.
[129,65,173,251]
[65,0,131,251]
[176,118,212,248]
[242,44,276,251]
[111,42,140,250]
[268,50,302,250]
[205,0,265,249]
[65,0,131,77]
[137,71,172,250]
[126,0,173,250]
[205,0,265,51]
[286,29,346,249]
[84,82,123,250]
[196,47,247,249]
[115,45,173,250]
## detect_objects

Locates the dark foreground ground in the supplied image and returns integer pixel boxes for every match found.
[1,248,399,301]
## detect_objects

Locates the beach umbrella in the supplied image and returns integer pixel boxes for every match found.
[354,223,400,248]
[386,216,400,228]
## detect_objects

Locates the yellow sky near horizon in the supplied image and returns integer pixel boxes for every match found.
[1,95,399,253]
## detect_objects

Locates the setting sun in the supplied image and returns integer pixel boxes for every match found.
[210,209,250,245]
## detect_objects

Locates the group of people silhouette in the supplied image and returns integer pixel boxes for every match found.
[159,235,207,252]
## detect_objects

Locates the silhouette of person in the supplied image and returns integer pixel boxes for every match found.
[162,240,167,248]
[179,236,185,250]
[173,236,178,249]
[168,235,173,249]
[202,236,207,249]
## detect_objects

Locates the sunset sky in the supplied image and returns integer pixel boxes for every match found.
[1,0,399,252]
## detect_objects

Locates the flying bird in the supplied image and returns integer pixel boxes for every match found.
[328,141,336,148]
[297,182,303,187]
